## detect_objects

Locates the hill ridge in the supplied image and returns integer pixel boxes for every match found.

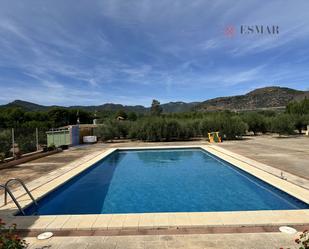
[1,86,308,113]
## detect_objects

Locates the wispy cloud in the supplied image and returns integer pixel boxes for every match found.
[0,0,308,106]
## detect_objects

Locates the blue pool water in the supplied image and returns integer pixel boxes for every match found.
[22,148,308,215]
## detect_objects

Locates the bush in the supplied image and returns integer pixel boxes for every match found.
[128,112,137,121]
[0,129,11,158]
[128,118,195,142]
[47,143,56,151]
[95,123,117,141]
[292,229,309,249]
[179,121,194,140]
[292,114,309,134]
[200,115,247,140]
[271,114,295,135]
[142,118,166,141]
[188,120,201,137]
[286,98,309,115]
[243,112,267,135]
[0,152,5,162]
[95,121,130,141]
[221,116,248,140]
[200,117,221,136]
[165,120,182,141]
[0,219,27,249]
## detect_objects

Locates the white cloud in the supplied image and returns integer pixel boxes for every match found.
[0,0,309,105]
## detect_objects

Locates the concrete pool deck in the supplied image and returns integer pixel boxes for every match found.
[1,144,309,233]
[0,136,309,248]
[24,232,302,249]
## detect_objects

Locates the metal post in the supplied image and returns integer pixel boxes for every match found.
[0,185,25,215]
[52,128,54,145]
[11,128,15,158]
[36,128,39,151]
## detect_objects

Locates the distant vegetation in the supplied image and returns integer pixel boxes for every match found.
[194,86,309,111]
[94,98,309,142]
[0,108,93,157]
[1,98,309,139]
[2,86,309,114]
[0,90,309,157]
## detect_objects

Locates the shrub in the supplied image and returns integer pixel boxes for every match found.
[116,110,128,120]
[143,118,166,141]
[0,152,5,162]
[94,123,117,141]
[286,98,309,115]
[128,118,196,142]
[95,121,130,141]
[47,143,56,151]
[293,229,309,249]
[293,114,308,134]
[243,112,267,135]
[221,116,248,140]
[128,112,137,121]
[179,122,194,140]
[271,114,295,135]
[200,117,220,136]
[188,120,201,137]
[165,120,182,141]
[0,129,11,158]
[0,219,27,249]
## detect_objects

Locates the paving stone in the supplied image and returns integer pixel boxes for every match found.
[86,242,117,249]
[24,232,303,249]
[144,241,167,249]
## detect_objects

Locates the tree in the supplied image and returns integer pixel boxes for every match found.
[5,108,25,127]
[116,110,128,120]
[286,98,309,115]
[293,115,307,134]
[48,108,70,127]
[150,99,163,116]
[0,129,12,157]
[94,123,116,141]
[69,109,93,124]
[165,120,181,141]
[128,112,137,121]
[243,112,267,135]
[271,114,295,135]
[221,116,248,140]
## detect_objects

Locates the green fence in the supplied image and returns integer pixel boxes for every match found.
[0,128,48,159]
[46,129,70,147]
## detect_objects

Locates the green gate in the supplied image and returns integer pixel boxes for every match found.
[46,129,70,147]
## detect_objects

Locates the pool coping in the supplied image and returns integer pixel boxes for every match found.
[1,144,309,233]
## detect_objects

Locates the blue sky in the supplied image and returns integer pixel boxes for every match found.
[0,0,309,106]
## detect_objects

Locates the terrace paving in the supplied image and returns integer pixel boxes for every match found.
[1,135,309,248]
[218,135,309,181]
[25,233,299,249]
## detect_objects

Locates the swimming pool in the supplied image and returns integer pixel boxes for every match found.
[21,148,309,215]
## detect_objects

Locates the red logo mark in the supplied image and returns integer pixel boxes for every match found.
[224,25,235,37]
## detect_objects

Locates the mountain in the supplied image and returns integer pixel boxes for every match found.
[1,100,197,113]
[68,103,148,113]
[1,86,308,113]
[0,101,149,113]
[160,101,200,113]
[3,100,52,111]
[0,99,198,113]
[194,86,309,111]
